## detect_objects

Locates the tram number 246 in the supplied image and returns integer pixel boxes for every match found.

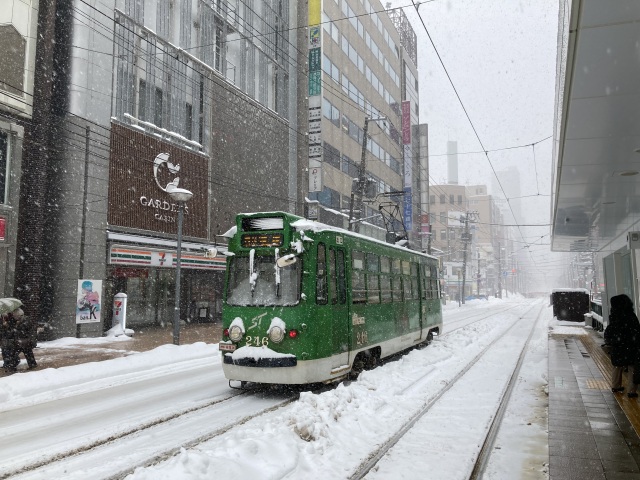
[356,330,368,346]
[245,336,269,347]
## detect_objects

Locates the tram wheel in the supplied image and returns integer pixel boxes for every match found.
[426,331,434,344]
[365,348,380,369]
[349,352,366,379]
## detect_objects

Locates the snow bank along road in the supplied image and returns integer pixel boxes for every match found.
[0,298,549,479]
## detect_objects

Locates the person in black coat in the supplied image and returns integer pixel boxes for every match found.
[0,311,19,374]
[14,308,37,370]
[0,307,37,374]
[604,294,640,397]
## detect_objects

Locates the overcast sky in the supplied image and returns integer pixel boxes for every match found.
[385,0,571,290]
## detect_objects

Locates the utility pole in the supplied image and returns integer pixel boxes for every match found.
[460,211,477,305]
[348,115,386,232]
[477,250,481,295]
[497,242,502,298]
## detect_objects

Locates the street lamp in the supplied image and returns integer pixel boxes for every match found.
[169,187,193,345]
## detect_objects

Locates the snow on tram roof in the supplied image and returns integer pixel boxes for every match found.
[551,288,590,293]
[291,218,438,260]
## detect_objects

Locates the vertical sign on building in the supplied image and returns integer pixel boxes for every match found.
[402,100,413,231]
[308,0,323,193]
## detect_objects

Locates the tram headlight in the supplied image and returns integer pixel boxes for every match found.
[228,325,244,342]
[268,325,285,343]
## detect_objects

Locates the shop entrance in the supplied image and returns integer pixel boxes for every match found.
[106,266,223,328]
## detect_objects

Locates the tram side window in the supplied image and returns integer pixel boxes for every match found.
[392,258,401,275]
[392,276,402,301]
[329,248,337,304]
[366,253,380,303]
[366,253,379,272]
[431,266,440,299]
[367,273,380,303]
[401,260,411,276]
[380,256,390,274]
[380,275,392,303]
[411,263,419,300]
[352,251,366,303]
[404,274,412,299]
[411,278,419,300]
[337,250,347,304]
[422,263,430,299]
[316,243,328,304]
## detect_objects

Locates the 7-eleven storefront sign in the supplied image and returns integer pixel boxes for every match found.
[109,246,226,270]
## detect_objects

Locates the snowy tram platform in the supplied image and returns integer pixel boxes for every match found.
[549,325,640,479]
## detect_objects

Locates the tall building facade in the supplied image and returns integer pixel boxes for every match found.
[390,7,422,249]
[18,0,303,337]
[309,0,416,243]
[0,0,38,298]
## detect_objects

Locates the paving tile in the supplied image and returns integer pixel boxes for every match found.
[550,443,600,459]
[602,458,640,473]
[603,472,640,480]
[587,411,616,420]
[590,419,623,432]
[549,458,605,480]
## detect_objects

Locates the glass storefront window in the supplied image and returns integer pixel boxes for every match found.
[107,267,222,327]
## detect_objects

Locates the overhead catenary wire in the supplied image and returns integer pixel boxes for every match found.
[408,0,538,247]
[3,2,556,244]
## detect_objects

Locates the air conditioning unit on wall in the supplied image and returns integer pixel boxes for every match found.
[628,231,640,249]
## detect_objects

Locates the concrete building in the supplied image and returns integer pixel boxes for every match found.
[429,183,514,300]
[0,0,38,298]
[428,184,469,300]
[467,184,505,296]
[17,0,303,337]
[309,0,420,245]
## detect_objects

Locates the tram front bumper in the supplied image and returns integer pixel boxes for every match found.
[222,354,297,368]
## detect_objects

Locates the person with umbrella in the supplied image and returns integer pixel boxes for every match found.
[0,298,37,374]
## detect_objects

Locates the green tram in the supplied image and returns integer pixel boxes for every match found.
[220,211,443,385]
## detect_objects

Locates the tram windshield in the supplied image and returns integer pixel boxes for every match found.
[226,255,301,306]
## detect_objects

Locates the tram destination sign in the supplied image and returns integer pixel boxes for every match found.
[241,233,284,248]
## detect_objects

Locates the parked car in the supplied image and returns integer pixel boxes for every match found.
[465,295,488,301]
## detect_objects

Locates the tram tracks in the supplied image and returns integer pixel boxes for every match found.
[6,301,542,480]
[443,302,525,334]
[5,381,312,480]
[348,302,545,479]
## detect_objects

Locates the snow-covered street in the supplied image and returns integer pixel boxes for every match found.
[0,297,566,479]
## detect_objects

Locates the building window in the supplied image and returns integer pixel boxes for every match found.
[440,229,446,240]
[0,25,26,97]
[324,142,341,169]
[449,194,454,204]
[314,186,341,210]
[440,194,445,204]
[0,131,7,204]
[440,212,446,224]
[457,195,462,205]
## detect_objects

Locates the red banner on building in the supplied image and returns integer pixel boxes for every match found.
[0,217,5,241]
